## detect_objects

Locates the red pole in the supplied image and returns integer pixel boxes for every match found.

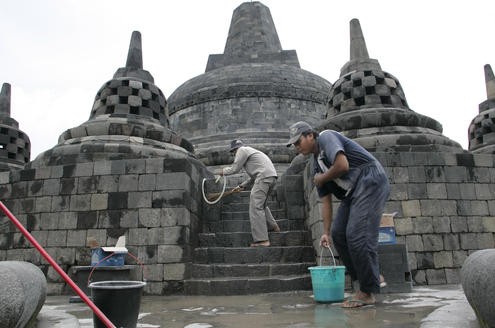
[0,201,115,328]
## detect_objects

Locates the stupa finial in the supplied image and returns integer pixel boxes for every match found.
[126,31,143,69]
[0,83,11,117]
[484,64,495,99]
[350,18,370,61]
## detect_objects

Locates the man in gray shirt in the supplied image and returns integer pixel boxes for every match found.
[218,139,280,247]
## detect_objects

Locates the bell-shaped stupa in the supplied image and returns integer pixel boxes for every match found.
[168,1,332,166]
[322,19,462,152]
[0,83,31,170]
[31,31,192,167]
[468,64,495,153]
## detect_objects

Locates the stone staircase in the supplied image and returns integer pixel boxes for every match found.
[184,185,316,295]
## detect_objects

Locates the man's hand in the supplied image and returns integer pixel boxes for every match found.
[320,233,332,248]
[232,185,244,192]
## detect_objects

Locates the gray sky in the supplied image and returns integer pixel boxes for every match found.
[1,0,494,159]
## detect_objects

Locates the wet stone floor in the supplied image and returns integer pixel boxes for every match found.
[39,285,479,328]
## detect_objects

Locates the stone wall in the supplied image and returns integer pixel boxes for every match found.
[0,155,207,295]
[302,151,495,286]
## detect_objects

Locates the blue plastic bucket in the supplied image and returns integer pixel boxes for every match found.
[308,246,346,302]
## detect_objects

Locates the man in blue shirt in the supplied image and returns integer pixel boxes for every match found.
[287,121,390,308]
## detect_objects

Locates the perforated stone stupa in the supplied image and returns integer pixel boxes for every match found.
[468,64,495,153]
[31,31,192,168]
[322,19,463,152]
[0,83,30,171]
[168,1,331,166]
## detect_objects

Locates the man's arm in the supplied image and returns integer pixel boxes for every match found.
[314,152,349,188]
[219,148,248,176]
[319,194,333,247]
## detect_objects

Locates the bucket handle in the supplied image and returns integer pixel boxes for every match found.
[319,245,337,267]
[87,251,147,286]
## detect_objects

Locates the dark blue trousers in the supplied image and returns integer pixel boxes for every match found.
[331,163,390,294]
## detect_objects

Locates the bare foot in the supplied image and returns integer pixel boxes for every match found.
[342,290,375,308]
[250,240,270,247]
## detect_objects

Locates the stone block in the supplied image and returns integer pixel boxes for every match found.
[445,268,460,284]
[457,200,489,216]
[58,212,77,229]
[70,194,91,211]
[67,230,87,247]
[405,235,424,252]
[416,252,434,269]
[40,212,59,230]
[35,196,52,213]
[164,263,186,280]
[444,167,468,183]
[90,193,108,210]
[481,217,495,232]
[422,234,443,251]
[408,167,426,183]
[425,269,446,284]
[432,217,451,233]
[107,192,128,209]
[118,174,139,192]
[407,183,426,199]
[138,208,160,227]
[161,207,191,227]
[30,231,48,247]
[475,184,492,200]
[446,183,461,199]
[413,217,433,234]
[156,172,190,191]
[128,191,152,209]
[74,163,94,177]
[452,250,468,266]
[451,216,468,233]
[443,234,460,250]
[420,200,457,216]
[77,176,98,193]
[389,184,407,200]
[94,161,112,175]
[477,232,494,248]
[433,251,453,268]
[401,200,421,217]
[426,183,447,199]
[97,175,119,193]
[138,174,156,191]
[157,245,183,263]
[460,233,478,250]
[47,230,67,247]
[42,179,60,196]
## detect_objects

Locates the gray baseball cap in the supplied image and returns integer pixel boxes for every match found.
[229,139,244,152]
[286,121,313,147]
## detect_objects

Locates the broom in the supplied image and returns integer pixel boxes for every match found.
[207,186,242,202]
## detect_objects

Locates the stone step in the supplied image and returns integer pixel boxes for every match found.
[220,208,285,220]
[220,201,281,212]
[184,274,312,295]
[193,246,315,264]
[206,219,306,233]
[198,231,312,247]
[191,262,316,278]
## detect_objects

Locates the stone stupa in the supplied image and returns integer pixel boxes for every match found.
[31,31,192,168]
[468,64,495,153]
[168,1,332,166]
[322,19,463,153]
[0,83,31,171]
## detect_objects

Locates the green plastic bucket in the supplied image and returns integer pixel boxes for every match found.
[308,246,346,303]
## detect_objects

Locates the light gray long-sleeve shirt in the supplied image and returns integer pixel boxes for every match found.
[222,146,277,188]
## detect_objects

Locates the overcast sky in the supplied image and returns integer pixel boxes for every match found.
[1,0,494,159]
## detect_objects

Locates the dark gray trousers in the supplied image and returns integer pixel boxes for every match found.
[331,164,390,294]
